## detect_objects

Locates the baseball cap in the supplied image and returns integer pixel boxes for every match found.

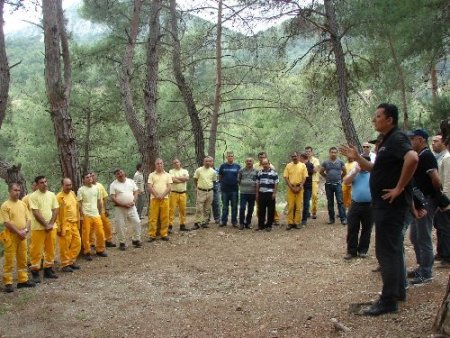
[407,129,429,140]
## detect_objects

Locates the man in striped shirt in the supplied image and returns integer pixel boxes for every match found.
[256,159,279,231]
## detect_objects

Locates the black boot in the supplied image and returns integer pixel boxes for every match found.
[31,270,41,283]
[43,267,58,279]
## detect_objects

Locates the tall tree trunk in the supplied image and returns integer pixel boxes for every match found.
[119,0,160,175]
[387,35,409,130]
[169,0,205,166]
[82,108,91,174]
[208,0,222,159]
[324,0,361,151]
[43,0,82,191]
[143,0,161,170]
[431,62,438,106]
[0,0,27,195]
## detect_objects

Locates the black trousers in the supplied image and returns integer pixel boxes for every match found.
[435,209,450,261]
[257,192,275,229]
[374,206,409,303]
[346,202,373,255]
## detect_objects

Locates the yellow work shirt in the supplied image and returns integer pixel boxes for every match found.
[22,194,32,211]
[310,156,320,182]
[29,190,59,231]
[283,162,308,185]
[169,168,189,192]
[56,190,79,224]
[95,182,108,209]
[193,167,217,190]
[77,185,101,217]
[1,199,30,230]
[148,171,173,199]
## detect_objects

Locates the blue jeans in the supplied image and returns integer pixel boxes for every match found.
[239,194,256,226]
[221,191,238,225]
[302,187,312,223]
[410,196,437,278]
[211,182,221,222]
[325,183,346,221]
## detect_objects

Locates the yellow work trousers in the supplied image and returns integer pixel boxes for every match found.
[342,184,352,209]
[82,216,105,255]
[311,181,319,215]
[58,221,81,268]
[2,231,28,285]
[169,192,187,226]
[149,198,169,238]
[90,212,113,244]
[30,228,57,271]
[286,189,303,225]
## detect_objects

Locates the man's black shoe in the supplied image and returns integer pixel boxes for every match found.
[70,263,81,270]
[119,243,127,251]
[192,223,200,230]
[180,224,190,232]
[286,224,293,231]
[406,269,419,279]
[105,241,117,248]
[133,240,142,248]
[61,266,74,273]
[4,284,14,293]
[43,268,58,279]
[265,227,272,232]
[344,253,356,260]
[327,219,335,224]
[147,237,156,242]
[312,214,317,219]
[84,254,93,261]
[161,236,169,241]
[168,225,173,234]
[219,223,226,227]
[341,219,347,225]
[31,270,41,283]
[201,223,209,228]
[362,299,398,316]
[17,281,36,289]
[96,251,108,257]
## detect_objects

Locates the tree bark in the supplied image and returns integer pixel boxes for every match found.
[82,107,91,174]
[119,0,160,174]
[324,0,361,151]
[207,0,222,159]
[43,0,82,191]
[0,0,27,195]
[431,62,438,106]
[169,0,205,166]
[387,35,409,130]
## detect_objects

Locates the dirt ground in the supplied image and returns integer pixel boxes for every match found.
[0,210,447,338]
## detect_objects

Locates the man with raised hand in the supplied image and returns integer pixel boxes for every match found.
[340,103,418,316]
[1,183,35,292]
[110,168,142,250]
[29,175,59,282]
[56,178,81,272]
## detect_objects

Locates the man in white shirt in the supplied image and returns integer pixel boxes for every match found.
[110,168,142,250]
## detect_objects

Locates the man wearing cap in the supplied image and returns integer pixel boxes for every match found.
[340,103,418,316]
[283,151,308,230]
[432,134,450,264]
[408,129,441,284]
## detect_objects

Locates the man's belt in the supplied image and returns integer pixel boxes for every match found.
[172,191,186,194]
[198,187,213,192]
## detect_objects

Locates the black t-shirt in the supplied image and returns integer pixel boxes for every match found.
[370,127,413,208]
[304,161,314,189]
[413,147,438,196]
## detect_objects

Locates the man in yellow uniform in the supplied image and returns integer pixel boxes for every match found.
[283,152,308,230]
[148,159,172,241]
[92,172,116,248]
[254,152,280,224]
[56,178,81,273]
[169,158,190,232]
[77,172,108,260]
[342,157,357,210]
[1,183,36,292]
[305,146,320,219]
[29,175,59,283]
[21,181,37,267]
[193,156,217,229]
